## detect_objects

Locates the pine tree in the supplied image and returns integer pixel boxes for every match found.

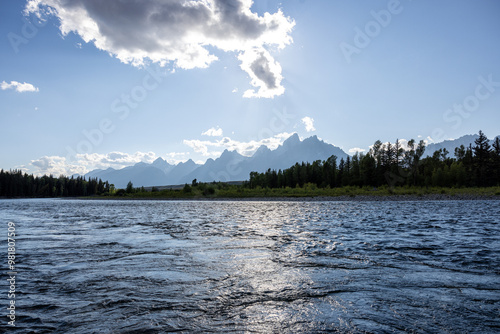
[126,181,134,194]
[325,155,337,187]
[492,137,500,185]
[454,145,466,161]
[493,137,500,156]
[473,130,492,186]
[360,154,376,186]
[473,130,491,162]
[394,139,403,169]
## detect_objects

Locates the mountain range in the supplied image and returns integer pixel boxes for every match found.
[85,134,349,188]
[85,133,499,188]
[423,134,497,157]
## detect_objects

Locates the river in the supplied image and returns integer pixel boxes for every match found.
[1,199,499,333]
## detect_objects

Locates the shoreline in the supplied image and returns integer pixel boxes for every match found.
[3,191,500,202]
[66,193,500,202]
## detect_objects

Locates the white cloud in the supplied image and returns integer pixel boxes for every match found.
[26,0,294,98]
[368,139,414,154]
[201,127,223,137]
[183,132,295,157]
[31,156,86,176]
[77,151,157,169]
[164,152,191,165]
[425,136,435,144]
[183,139,218,157]
[349,147,366,154]
[398,139,410,150]
[301,116,316,132]
[1,81,39,93]
[27,133,298,176]
[12,165,31,174]
[30,151,159,176]
[239,47,285,98]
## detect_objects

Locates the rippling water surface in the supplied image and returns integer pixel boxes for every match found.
[1,199,499,333]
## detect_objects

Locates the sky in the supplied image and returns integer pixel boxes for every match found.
[1,0,499,176]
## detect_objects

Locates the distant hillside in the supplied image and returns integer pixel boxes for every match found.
[84,134,349,188]
[424,134,499,157]
[85,133,499,188]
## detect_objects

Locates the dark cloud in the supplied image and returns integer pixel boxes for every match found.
[27,0,294,97]
[250,52,278,89]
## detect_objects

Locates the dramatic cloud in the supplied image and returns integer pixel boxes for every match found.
[301,116,316,132]
[1,80,39,93]
[184,132,295,157]
[239,47,284,98]
[202,127,223,137]
[26,0,295,98]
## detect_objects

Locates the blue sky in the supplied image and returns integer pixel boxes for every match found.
[1,0,499,176]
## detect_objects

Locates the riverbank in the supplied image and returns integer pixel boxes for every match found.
[80,186,500,201]
[3,186,499,201]
[82,194,500,202]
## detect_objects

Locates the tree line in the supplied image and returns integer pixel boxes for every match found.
[0,170,111,198]
[2,131,499,198]
[248,131,500,189]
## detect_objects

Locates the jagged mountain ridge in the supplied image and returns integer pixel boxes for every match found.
[85,133,499,188]
[85,134,349,188]
[424,134,499,157]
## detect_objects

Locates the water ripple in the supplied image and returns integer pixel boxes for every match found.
[1,199,499,333]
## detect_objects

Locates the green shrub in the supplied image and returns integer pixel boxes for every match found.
[203,187,215,196]
[115,189,126,196]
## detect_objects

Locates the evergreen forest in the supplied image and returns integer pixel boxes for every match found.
[1,131,499,198]
[247,131,500,189]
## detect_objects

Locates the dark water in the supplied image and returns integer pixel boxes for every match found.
[1,199,499,333]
